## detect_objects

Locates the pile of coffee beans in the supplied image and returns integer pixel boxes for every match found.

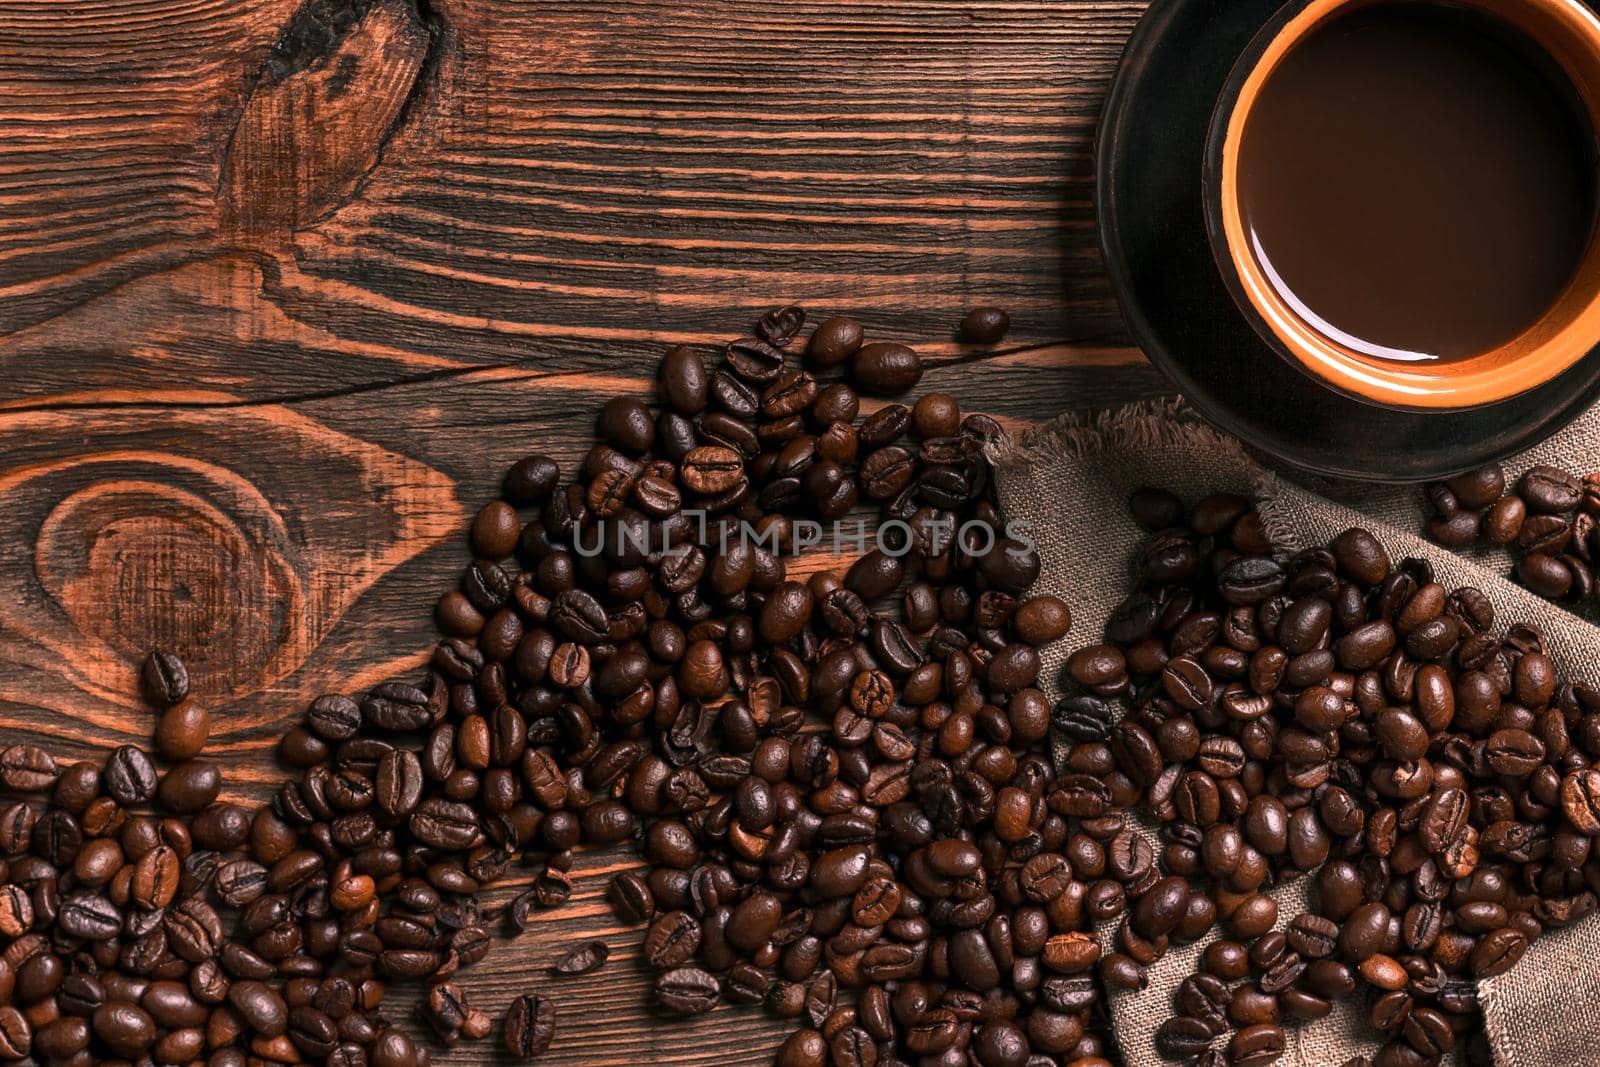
[433,304,1120,1067]
[0,653,436,1067]
[1098,488,1600,1066]
[4,303,1591,1067]
[1422,462,1600,602]
[0,304,1106,1067]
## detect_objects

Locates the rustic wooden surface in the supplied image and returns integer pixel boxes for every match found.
[0,0,1165,1062]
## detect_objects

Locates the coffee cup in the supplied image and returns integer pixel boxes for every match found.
[1204,0,1600,410]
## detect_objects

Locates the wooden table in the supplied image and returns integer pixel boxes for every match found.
[0,1,1165,1061]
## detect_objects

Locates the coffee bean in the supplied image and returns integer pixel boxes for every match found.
[376,749,424,817]
[1157,1015,1219,1059]
[851,342,924,395]
[654,966,721,1015]
[140,650,190,708]
[758,305,807,346]
[92,1001,154,1057]
[1228,1023,1286,1065]
[644,911,702,969]
[1483,495,1527,544]
[504,993,556,1058]
[472,500,521,559]
[958,306,1011,344]
[409,798,480,850]
[157,759,221,813]
[58,892,120,940]
[1469,928,1527,978]
[0,744,57,793]
[777,1027,828,1066]
[654,347,708,415]
[608,870,656,924]
[130,845,181,910]
[228,979,288,1037]
[1521,465,1583,513]
[1485,728,1546,777]
[551,940,608,976]
[154,702,210,761]
[1518,552,1573,598]
[504,453,561,504]
[806,317,864,367]
[598,396,656,455]
[708,372,761,424]
[681,445,745,495]
[727,337,786,383]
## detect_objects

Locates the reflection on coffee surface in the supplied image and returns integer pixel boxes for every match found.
[1238,2,1599,363]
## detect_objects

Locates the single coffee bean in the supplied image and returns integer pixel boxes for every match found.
[154,702,210,761]
[0,744,57,793]
[1469,928,1527,978]
[140,650,190,707]
[807,317,865,368]
[504,453,561,503]
[654,966,721,1015]
[681,445,746,495]
[504,992,557,1058]
[551,940,609,976]
[1227,1023,1287,1066]
[659,347,709,414]
[644,911,702,969]
[1521,465,1583,513]
[851,342,924,395]
[959,307,1011,344]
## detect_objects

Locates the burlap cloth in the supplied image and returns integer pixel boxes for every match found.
[989,399,1600,1067]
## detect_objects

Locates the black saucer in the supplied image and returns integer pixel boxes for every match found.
[1095,0,1600,482]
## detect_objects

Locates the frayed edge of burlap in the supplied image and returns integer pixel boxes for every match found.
[986,397,1372,567]
[987,396,1255,472]
[1251,467,1307,556]
[1475,982,1520,1067]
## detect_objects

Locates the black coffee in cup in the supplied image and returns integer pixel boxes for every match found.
[1236,2,1599,364]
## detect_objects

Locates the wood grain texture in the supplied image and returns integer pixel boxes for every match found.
[0,0,1162,1062]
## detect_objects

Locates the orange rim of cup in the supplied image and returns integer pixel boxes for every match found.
[1209,0,1600,410]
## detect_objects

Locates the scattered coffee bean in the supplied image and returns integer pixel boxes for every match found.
[959,306,1011,344]
[550,940,609,976]
[140,649,190,707]
[504,993,556,1059]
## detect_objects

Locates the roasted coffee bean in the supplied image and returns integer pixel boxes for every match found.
[1469,928,1527,978]
[727,337,786,383]
[609,871,656,924]
[473,499,522,558]
[1228,1023,1287,1066]
[851,342,924,395]
[155,702,210,761]
[504,992,557,1058]
[1156,1015,1218,1059]
[681,446,746,495]
[644,911,702,969]
[551,940,609,976]
[654,966,721,1015]
[505,453,561,503]
[1286,914,1338,959]
[0,744,58,793]
[807,317,865,367]
[659,346,710,414]
[157,759,221,813]
[1521,465,1583,513]
[229,979,288,1037]
[140,650,190,708]
[92,1001,154,1057]
[958,306,1011,344]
